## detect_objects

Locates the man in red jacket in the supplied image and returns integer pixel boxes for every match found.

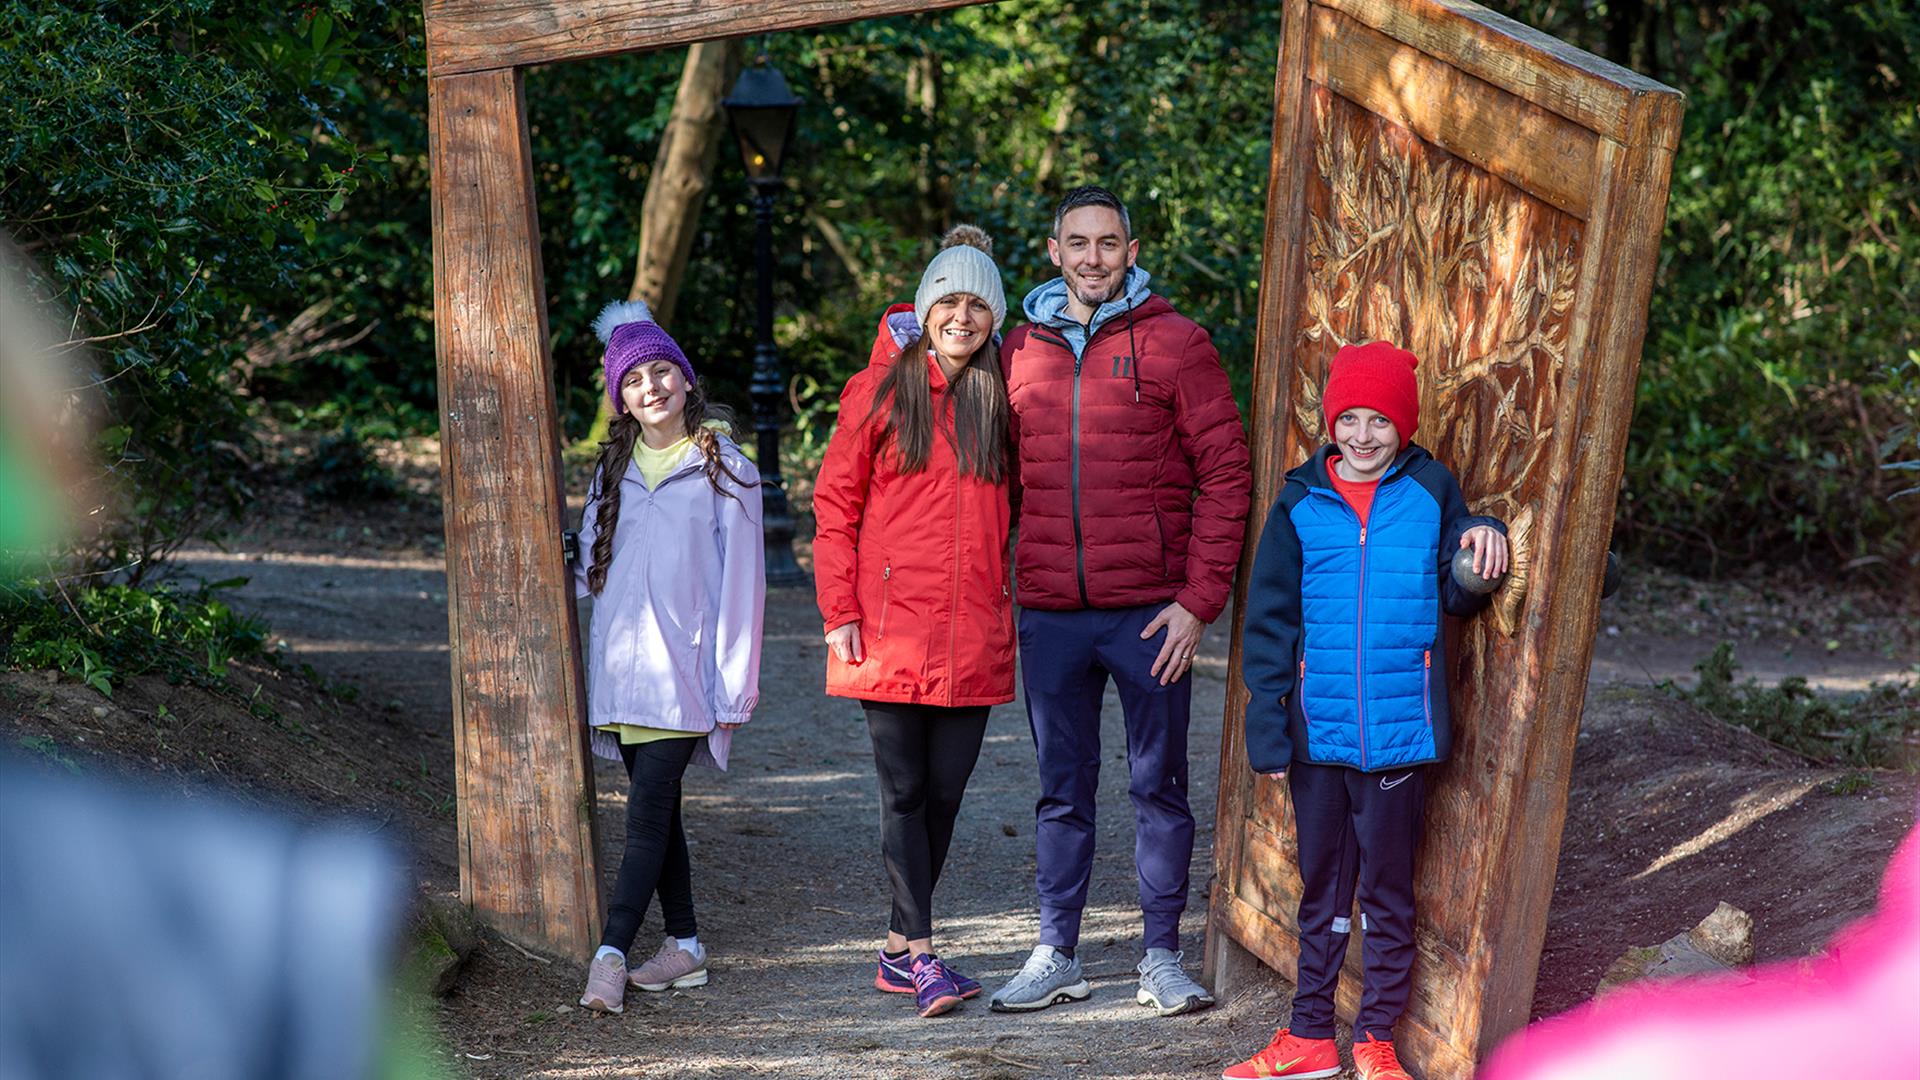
[988,186,1252,1017]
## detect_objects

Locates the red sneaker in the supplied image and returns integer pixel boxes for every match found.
[1221,1028,1341,1079]
[1353,1034,1415,1080]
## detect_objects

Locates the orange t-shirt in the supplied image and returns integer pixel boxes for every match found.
[1326,455,1378,526]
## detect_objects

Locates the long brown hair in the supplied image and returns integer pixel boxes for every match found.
[586,382,752,595]
[864,332,1009,482]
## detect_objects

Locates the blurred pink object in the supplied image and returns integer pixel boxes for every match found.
[1482,805,1920,1080]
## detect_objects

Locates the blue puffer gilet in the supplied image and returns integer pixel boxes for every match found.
[1239,443,1503,774]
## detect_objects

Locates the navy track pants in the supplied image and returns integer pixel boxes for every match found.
[1018,604,1193,951]
[1288,760,1427,1042]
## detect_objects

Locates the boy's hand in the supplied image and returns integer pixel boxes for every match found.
[1143,601,1204,685]
[825,622,864,664]
[1460,525,1509,580]
[1264,770,1287,781]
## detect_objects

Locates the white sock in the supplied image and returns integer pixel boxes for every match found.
[595,945,625,963]
[675,935,703,959]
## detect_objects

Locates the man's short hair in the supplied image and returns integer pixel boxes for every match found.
[1052,185,1131,241]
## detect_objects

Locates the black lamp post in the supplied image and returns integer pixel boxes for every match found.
[723,57,807,588]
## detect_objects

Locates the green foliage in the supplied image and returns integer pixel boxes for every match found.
[0,579,270,696]
[1673,642,1920,769]
[1,1,382,577]
[1490,0,1920,577]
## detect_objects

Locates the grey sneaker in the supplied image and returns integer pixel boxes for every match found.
[628,936,710,992]
[988,945,1092,1012]
[579,952,627,1013]
[1135,947,1215,1016]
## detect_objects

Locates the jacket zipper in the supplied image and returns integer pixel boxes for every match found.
[1422,648,1433,729]
[1356,522,1369,770]
[877,565,891,639]
[1070,348,1090,607]
[948,458,961,704]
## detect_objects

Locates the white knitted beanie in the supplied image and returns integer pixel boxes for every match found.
[913,225,1007,332]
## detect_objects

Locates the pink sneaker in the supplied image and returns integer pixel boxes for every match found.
[628,937,709,991]
[579,952,627,1013]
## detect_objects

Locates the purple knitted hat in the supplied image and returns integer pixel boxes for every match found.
[593,299,695,413]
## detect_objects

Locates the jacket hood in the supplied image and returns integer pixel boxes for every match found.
[1022,265,1156,335]
[1287,441,1434,493]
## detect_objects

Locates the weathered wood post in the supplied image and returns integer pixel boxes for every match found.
[1204,1,1683,1076]
[428,66,603,957]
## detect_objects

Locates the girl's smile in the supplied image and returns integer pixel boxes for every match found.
[622,361,690,448]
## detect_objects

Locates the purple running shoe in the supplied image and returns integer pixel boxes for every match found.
[877,950,980,998]
[910,954,964,1018]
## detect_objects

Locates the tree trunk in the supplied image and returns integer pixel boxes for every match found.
[630,37,743,323]
[587,37,743,441]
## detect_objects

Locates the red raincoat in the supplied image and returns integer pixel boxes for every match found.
[812,305,1015,706]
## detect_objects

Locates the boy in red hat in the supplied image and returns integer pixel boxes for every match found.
[1222,342,1509,1080]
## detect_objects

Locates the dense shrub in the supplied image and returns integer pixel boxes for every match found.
[0,1,378,578]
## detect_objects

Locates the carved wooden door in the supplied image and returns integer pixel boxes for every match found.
[1204,2,1682,1076]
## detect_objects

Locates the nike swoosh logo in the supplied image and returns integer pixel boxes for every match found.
[1260,1057,1304,1077]
[1379,773,1411,791]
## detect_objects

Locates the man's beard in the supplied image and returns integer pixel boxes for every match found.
[1069,268,1127,309]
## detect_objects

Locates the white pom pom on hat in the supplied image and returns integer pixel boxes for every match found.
[593,298,657,344]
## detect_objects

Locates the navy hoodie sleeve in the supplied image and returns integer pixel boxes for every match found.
[1431,464,1507,617]
[1240,489,1305,773]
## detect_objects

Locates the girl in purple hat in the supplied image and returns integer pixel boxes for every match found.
[574,299,766,1015]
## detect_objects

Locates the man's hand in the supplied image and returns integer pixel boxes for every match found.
[1460,525,1510,579]
[826,622,864,664]
[1142,600,1204,686]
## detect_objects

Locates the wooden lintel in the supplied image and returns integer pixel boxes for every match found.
[425,0,994,76]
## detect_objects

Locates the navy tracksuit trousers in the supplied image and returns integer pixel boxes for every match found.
[1287,760,1427,1042]
[1018,604,1193,952]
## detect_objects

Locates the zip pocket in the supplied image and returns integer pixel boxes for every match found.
[875,565,891,640]
[1422,649,1433,728]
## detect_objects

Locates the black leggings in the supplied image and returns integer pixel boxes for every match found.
[863,701,991,941]
[599,737,700,953]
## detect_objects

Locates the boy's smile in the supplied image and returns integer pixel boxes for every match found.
[1331,407,1401,483]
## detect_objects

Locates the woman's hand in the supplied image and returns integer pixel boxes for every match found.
[826,622,864,664]
[1460,525,1510,580]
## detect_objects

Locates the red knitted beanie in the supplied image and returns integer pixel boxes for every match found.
[1323,341,1420,441]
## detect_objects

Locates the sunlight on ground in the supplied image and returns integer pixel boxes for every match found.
[1632,779,1820,881]
[176,546,445,572]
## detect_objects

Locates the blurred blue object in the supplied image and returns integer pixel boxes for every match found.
[0,755,405,1080]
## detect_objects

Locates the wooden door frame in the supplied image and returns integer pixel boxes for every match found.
[424,0,1005,958]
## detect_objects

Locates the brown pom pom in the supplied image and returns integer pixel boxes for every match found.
[940,224,993,257]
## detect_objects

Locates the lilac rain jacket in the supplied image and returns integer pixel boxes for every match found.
[574,436,765,770]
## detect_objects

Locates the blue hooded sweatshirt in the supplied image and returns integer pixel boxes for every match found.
[1022,266,1156,360]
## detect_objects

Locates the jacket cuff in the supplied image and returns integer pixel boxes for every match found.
[1174,586,1225,625]
[714,709,753,726]
[823,614,861,635]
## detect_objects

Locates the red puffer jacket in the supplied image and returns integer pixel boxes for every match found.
[1001,294,1251,622]
[812,304,1015,706]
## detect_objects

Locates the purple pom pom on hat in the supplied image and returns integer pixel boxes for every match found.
[594,299,696,413]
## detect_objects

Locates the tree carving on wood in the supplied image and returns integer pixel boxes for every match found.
[1289,85,1580,637]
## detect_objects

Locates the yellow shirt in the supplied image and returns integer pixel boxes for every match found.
[633,434,693,489]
